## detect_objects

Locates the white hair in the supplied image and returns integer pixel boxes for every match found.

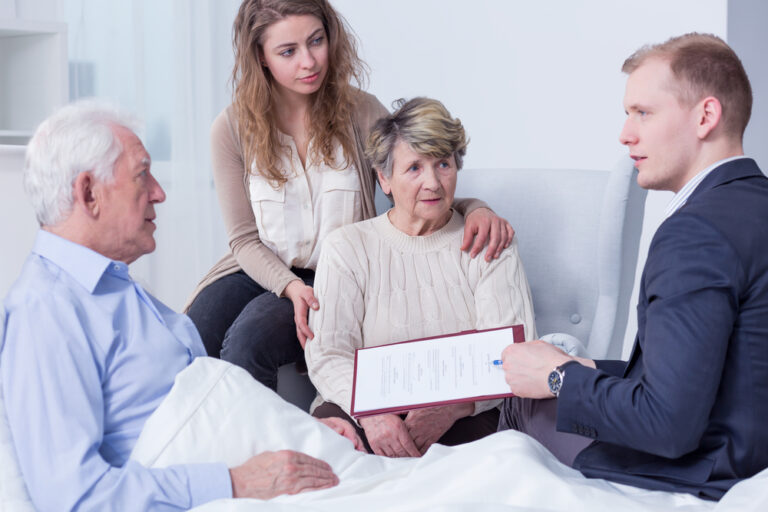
[23,100,142,226]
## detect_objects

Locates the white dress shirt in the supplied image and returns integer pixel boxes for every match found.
[664,156,749,219]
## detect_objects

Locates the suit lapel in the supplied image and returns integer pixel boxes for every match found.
[623,158,762,376]
[684,158,762,206]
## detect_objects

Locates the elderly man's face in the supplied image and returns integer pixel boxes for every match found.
[94,126,166,264]
[378,139,457,236]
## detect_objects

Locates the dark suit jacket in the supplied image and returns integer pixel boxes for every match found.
[556,158,768,500]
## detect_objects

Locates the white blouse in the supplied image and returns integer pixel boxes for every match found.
[248,134,364,270]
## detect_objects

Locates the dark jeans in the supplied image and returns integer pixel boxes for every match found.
[186,269,314,390]
[498,396,592,467]
[313,401,500,454]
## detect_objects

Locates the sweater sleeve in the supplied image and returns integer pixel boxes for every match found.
[453,197,490,217]
[305,229,366,416]
[472,238,537,414]
[210,108,299,296]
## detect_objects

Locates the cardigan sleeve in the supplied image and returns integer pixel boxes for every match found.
[210,108,299,296]
[472,238,538,414]
[305,229,366,416]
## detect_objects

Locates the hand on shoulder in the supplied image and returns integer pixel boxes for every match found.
[462,207,515,261]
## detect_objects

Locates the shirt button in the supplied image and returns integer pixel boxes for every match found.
[113,264,120,271]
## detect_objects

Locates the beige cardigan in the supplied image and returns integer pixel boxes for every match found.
[306,211,537,416]
[185,91,486,310]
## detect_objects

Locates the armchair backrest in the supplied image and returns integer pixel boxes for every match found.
[455,158,646,359]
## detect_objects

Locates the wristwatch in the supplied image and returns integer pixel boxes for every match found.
[547,360,580,397]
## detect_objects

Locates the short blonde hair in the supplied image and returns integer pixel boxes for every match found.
[622,33,752,138]
[366,97,468,179]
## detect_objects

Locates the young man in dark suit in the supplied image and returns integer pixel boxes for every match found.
[499,33,768,500]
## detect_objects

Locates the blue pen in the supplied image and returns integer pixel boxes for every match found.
[492,359,503,366]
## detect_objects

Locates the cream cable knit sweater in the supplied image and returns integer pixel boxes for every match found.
[306,210,537,416]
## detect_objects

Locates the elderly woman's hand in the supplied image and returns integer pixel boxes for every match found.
[404,403,474,454]
[462,207,515,261]
[317,417,366,452]
[359,414,421,458]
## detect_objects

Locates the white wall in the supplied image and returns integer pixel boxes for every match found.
[0,146,38,296]
[334,0,727,171]
[729,0,768,173]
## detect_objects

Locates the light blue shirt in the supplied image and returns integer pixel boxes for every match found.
[663,155,749,218]
[1,230,231,511]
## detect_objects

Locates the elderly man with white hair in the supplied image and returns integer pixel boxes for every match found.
[0,101,361,511]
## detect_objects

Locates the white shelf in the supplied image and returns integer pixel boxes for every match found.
[0,19,67,135]
[0,9,65,299]
[0,19,66,36]
[0,129,32,145]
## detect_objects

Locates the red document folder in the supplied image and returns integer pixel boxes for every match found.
[350,324,525,418]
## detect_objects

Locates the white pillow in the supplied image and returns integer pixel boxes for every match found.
[130,357,373,476]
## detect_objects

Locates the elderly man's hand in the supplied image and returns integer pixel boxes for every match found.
[501,340,596,398]
[359,413,421,458]
[404,402,473,454]
[462,207,515,261]
[317,417,366,452]
[284,280,319,348]
[229,450,338,499]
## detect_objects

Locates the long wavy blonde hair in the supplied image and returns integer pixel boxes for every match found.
[232,0,366,186]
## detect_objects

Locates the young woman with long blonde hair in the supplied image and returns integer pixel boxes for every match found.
[186,0,513,390]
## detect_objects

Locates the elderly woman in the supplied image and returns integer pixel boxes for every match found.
[305,97,536,458]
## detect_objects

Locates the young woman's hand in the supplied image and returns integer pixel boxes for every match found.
[284,280,319,348]
[462,207,515,261]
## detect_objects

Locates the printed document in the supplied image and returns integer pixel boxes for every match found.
[351,325,524,418]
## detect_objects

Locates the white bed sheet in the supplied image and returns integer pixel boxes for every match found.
[130,358,768,512]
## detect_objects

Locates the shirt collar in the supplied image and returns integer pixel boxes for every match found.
[664,155,750,219]
[32,230,116,294]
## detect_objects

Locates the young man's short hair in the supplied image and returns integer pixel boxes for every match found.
[622,33,752,138]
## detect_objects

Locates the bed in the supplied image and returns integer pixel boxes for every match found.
[3,356,768,511]
[136,358,768,512]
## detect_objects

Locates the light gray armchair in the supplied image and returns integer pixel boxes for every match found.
[277,158,647,409]
[455,157,646,359]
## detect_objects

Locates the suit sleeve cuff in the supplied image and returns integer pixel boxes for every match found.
[594,359,627,377]
[555,363,593,435]
[187,462,232,507]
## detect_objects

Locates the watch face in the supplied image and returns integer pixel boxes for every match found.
[548,369,563,396]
